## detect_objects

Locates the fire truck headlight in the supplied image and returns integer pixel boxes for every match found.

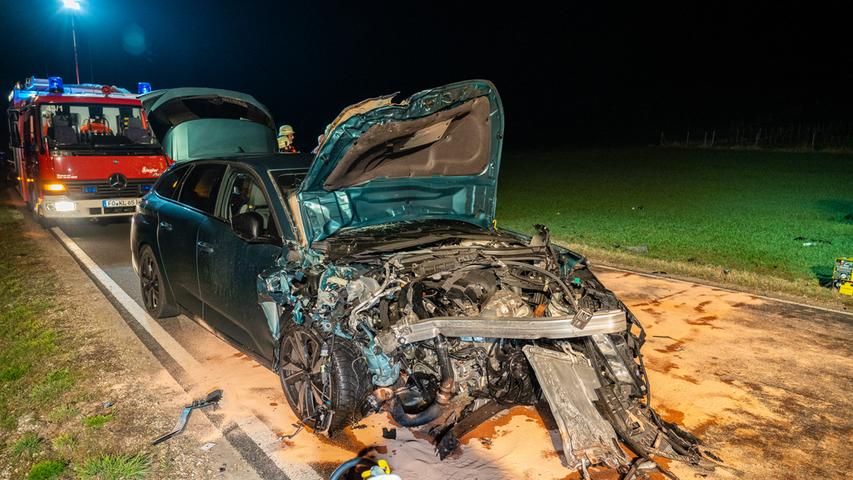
[44,183,66,192]
[53,201,77,212]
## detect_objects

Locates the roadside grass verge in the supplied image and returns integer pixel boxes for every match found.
[75,454,150,480]
[82,413,114,429]
[498,147,853,306]
[0,204,155,477]
[27,459,67,480]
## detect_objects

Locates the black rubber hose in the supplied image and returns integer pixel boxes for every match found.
[390,336,454,427]
[329,458,362,480]
[390,400,444,427]
[434,336,454,405]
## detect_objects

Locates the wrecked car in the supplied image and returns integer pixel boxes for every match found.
[132,80,713,476]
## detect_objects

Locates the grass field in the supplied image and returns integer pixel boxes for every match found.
[497,147,853,301]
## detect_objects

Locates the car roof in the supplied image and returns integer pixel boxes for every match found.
[181,152,314,173]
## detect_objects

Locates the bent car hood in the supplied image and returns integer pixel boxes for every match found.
[297,80,504,243]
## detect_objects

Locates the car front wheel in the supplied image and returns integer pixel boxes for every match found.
[138,245,178,318]
[278,327,369,436]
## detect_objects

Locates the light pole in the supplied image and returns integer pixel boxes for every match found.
[61,0,82,84]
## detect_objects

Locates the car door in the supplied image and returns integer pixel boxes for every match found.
[157,163,227,317]
[196,167,282,362]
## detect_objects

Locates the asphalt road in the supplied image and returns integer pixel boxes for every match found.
[60,220,140,301]
[54,218,853,480]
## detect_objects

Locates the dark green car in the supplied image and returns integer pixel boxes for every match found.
[131,81,711,476]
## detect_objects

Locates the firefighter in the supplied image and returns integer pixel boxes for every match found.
[277,124,297,153]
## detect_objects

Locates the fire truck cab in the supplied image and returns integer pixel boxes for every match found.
[7,76,169,222]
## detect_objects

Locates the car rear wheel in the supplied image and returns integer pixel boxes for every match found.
[278,327,369,436]
[139,245,179,318]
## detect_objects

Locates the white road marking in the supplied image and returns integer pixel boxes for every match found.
[592,263,853,318]
[51,227,323,480]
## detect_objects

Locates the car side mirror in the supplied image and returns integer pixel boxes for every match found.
[232,211,263,241]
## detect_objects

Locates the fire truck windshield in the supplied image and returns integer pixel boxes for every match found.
[40,103,160,150]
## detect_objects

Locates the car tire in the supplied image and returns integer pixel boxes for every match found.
[278,327,369,436]
[138,245,179,318]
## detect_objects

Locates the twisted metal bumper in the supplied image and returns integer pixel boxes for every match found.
[378,309,627,353]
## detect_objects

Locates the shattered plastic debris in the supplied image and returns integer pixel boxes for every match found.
[151,390,222,445]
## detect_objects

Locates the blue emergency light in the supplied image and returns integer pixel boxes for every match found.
[48,76,64,93]
[137,82,152,94]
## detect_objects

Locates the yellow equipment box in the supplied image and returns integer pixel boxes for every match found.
[834,258,853,296]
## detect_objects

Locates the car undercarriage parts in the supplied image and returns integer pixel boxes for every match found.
[523,345,626,469]
[151,389,222,445]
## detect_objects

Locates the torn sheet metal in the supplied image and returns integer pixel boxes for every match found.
[522,345,626,468]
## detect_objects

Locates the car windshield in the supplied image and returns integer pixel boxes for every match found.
[271,170,307,197]
[40,103,159,149]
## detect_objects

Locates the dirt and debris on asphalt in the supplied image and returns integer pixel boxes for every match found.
[595,269,853,479]
[166,267,853,479]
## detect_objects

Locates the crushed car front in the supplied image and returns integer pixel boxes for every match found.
[259,80,713,476]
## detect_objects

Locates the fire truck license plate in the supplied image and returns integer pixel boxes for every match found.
[102,199,138,208]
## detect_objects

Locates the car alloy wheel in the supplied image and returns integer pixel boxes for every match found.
[140,252,161,313]
[278,327,334,431]
[138,246,178,318]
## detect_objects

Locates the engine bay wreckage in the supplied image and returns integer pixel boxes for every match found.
[258,81,717,477]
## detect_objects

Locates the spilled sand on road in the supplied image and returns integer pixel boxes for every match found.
[148,269,852,479]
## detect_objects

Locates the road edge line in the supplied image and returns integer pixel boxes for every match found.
[591,263,853,318]
[50,226,323,480]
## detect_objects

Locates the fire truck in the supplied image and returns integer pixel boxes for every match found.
[6,76,169,222]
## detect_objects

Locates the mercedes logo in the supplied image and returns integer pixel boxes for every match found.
[108,173,128,190]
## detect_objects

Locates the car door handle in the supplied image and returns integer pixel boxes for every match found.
[159,221,173,231]
[197,241,215,254]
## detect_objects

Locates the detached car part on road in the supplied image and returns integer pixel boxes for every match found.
[132,81,714,476]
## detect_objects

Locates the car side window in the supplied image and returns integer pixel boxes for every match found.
[223,171,278,240]
[154,165,190,200]
[178,164,227,214]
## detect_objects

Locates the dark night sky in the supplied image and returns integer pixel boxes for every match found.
[1,0,850,150]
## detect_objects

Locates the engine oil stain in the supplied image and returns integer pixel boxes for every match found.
[686,315,718,327]
[645,357,680,373]
[654,340,685,354]
[694,300,712,313]
[459,406,542,446]
[655,405,685,424]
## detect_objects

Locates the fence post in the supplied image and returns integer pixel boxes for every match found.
[686,131,690,146]
[711,130,716,147]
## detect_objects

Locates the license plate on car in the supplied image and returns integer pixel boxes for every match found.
[102,199,138,208]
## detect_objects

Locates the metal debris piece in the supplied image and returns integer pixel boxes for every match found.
[522,345,626,469]
[279,422,304,440]
[200,442,216,451]
[151,390,222,445]
[382,427,397,439]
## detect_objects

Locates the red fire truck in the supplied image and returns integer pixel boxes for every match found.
[6,76,169,222]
